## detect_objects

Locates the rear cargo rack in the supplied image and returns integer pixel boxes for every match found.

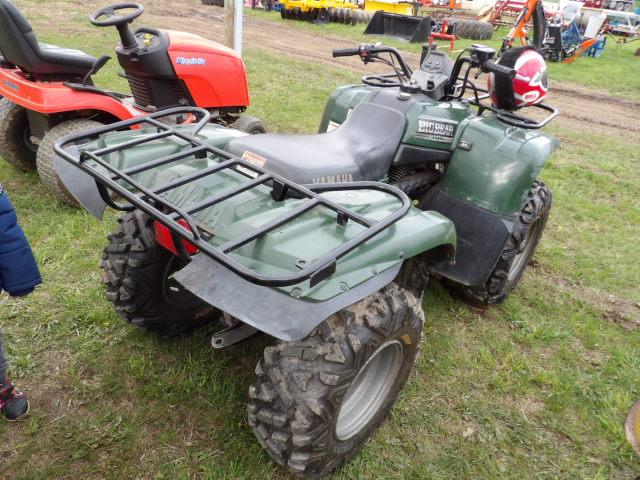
[55,107,411,288]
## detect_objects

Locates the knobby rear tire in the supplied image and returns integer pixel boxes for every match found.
[101,211,219,335]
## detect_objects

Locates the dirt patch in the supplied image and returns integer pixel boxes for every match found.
[531,261,640,330]
[520,396,545,419]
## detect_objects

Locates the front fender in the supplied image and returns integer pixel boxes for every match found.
[441,114,559,216]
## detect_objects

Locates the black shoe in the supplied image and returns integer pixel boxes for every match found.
[0,380,29,421]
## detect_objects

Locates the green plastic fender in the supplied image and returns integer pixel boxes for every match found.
[440,114,559,216]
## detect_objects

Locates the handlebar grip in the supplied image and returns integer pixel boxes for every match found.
[483,61,517,80]
[332,47,361,58]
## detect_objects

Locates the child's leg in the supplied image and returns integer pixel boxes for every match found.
[0,323,29,420]
[0,324,7,380]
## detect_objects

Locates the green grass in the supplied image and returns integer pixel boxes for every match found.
[1,6,640,480]
[245,8,640,98]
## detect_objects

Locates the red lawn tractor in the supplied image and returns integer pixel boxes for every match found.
[0,1,265,206]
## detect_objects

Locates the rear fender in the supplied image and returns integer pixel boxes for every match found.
[174,207,456,341]
[54,124,249,218]
[0,68,140,119]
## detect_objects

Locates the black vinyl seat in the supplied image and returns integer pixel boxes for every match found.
[0,0,96,79]
[225,103,406,185]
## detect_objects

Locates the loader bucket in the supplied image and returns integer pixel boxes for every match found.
[363,11,432,43]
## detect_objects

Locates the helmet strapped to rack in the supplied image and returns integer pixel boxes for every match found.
[488,46,548,111]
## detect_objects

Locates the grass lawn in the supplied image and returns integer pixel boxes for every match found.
[245,8,640,98]
[0,7,639,480]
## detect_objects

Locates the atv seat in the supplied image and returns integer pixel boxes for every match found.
[225,103,406,185]
[0,0,97,79]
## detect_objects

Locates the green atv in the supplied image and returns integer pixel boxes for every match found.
[54,44,558,478]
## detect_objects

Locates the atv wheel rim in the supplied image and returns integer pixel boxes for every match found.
[335,340,403,441]
[162,256,193,308]
[508,219,542,282]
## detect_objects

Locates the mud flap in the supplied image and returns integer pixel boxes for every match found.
[54,153,107,219]
[423,187,513,286]
[174,254,402,341]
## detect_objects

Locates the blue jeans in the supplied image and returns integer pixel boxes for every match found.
[0,324,7,379]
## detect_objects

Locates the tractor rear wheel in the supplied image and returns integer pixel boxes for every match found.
[101,210,219,335]
[248,261,427,477]
[451,19,494,40]
[454,181,552,305]
[0,99,37,171]
[36,119,103,207]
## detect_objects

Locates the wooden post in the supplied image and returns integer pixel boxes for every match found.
[225,0,243,54]
[234,0,243,54]
[224,0,234,50]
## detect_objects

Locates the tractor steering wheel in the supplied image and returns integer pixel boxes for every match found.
[362,72,407,88]
[90,2,144,27]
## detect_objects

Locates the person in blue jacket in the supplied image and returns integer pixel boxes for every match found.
[0,183,40,421]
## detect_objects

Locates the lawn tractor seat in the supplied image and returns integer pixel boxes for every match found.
[225,103,406,184]
[0,0,97,79]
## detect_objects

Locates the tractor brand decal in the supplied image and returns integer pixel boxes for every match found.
[311,174,354,184]
[3,80,18,91]
[416,116,457,143]
[175,57,206,66]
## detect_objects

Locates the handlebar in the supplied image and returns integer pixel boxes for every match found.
[482,61,517,80]
[332,44,413,78]
[332,47,362,58]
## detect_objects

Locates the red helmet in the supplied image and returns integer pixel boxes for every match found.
[488,47,548,110]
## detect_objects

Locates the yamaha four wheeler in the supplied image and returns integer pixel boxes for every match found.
[53,44,557,477]
[0,1,265,206]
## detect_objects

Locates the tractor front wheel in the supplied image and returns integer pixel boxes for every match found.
[101,211,219,335]
[0,99,38,171]
[36,119,104,207]
[248,274,425,477]
[455,181,552,305]
[233,115,269,135]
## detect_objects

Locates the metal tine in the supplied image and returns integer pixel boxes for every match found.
[219,198,321,254]
[170,173,272,219]
[148,159,238,195]
[90,130,174,158]
[118,144,209,177]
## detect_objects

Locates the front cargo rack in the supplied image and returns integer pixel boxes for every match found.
[55,107,411,288]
